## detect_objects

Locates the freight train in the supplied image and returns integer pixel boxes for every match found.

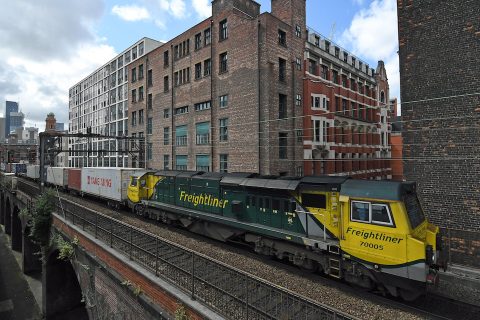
[127,170,446,301]
[16,165,445,300]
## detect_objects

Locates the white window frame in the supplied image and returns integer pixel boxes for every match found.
[350,200,394,227]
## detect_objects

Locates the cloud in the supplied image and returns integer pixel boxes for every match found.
[112,4,150,22]
[191,0,211,19]
[0,0,116,130]
[352,0,365,5]
[340,0,400,100]
[158,0,187,19]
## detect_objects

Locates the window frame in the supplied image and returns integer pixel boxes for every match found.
[350,200,395,227]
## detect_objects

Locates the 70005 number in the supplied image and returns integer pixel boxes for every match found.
[360,241,384,250]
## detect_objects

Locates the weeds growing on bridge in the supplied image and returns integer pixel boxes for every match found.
[29,189,55,247]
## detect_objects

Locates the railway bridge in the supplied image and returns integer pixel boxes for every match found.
[0,176,352,320]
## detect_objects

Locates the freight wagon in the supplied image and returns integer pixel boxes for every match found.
[26,165,40,180]
[81,167,146,206]
[67,168,82,194]
[46,167,70,189]
[12,163,27,175]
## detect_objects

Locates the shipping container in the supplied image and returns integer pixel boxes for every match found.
[81,167,145,202]
[13,163,27,174]
[26,165,40,180]
[67,168,82,192]
[46,167,70,188]
[5,163,12,173]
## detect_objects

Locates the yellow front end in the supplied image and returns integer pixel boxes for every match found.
[127,172,160,205]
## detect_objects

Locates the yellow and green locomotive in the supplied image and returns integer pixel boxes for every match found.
[128,171,445,300]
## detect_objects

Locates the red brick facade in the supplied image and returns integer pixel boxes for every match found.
[302,33,392,179]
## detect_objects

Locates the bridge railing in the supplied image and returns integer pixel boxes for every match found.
[54,198,355,320]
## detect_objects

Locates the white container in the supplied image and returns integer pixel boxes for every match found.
[81,167,145,202]
[26,165,40,179]
[46,167,69,187]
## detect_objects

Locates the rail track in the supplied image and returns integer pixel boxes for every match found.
[16,177,480,319]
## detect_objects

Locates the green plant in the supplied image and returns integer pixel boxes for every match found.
[29,189,55,247]
[56,235,75,261]
[19,207,32,221]
[174,304,190,320]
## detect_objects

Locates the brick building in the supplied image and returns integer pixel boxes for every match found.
[398,0,480,266]
[301,30,391,179]
[128,0,305,175]
[389,98,403,181]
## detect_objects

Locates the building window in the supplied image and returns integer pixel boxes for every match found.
[147,143,153,160]
[219,52,228,73]
[219,154,228,173]
[131,111,137,126]
[196,155,210,172]
[175,125,187,146]
[176,155,187,170]
[332,70,339,84]
[220,19,228,41]
[147,69,153,87]
[147,117,152,134]
[204,28,211,45]
[296,58,302,70]
[132,67,137,82]
[195,33,202,50]
[204,59,211,76]
[279,132,288,159]
[196,122,210,145]
[219,118,228,141]
[278,29,287,46]
[194,101,211,111]
[321,65,329,80]
[342,99,347,115]
[279,94,287,119]
[314,35,320,47]
[164,155,170,170]
[334,47,340,58]
[164,109,170,118]
[296,94,302,106]
[164,76,169,92]
[139,109,144,124]
[279,58,286,82]
[132,89,137,102]
[195,63,202,79]
[342,75,347,87]
[132,46,137,59]
[352,57,356,67]
[164,50,169,67]
[139,64,144,79]
[139,86,144,101]
[147,93,153,109]
[308,59,316,74]
[296,129,303,142]
[164,127,170,145]
[295,25,301,38]
[175,105,189,115]
[219,95,228,108]
[343,52,348,63]
[325,41,330,53]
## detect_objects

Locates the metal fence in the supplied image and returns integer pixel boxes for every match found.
[55,198,355,320]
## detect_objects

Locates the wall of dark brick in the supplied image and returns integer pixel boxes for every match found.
[397,0,480,267]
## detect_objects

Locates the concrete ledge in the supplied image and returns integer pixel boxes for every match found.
[52,213,224,320]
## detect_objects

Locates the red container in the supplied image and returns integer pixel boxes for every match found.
[67,168,82,192]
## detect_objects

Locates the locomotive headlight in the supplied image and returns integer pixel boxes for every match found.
[426,245,434,265]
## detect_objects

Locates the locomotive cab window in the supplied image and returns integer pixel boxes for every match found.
[301,193,326,209]
[351,201,394,226]
[130,177,138,187]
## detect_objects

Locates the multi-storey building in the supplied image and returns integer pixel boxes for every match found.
[128,0,305,175]
[5,101,18,137]
[68,38,162,167]
[302,30,391,179]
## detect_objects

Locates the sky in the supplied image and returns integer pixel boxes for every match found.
[0,0,399,130]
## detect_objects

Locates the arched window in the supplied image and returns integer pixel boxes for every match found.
[380,91,385,103]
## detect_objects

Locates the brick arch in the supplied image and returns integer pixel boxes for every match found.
[11,205,22,251]
[44,248,88,319]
